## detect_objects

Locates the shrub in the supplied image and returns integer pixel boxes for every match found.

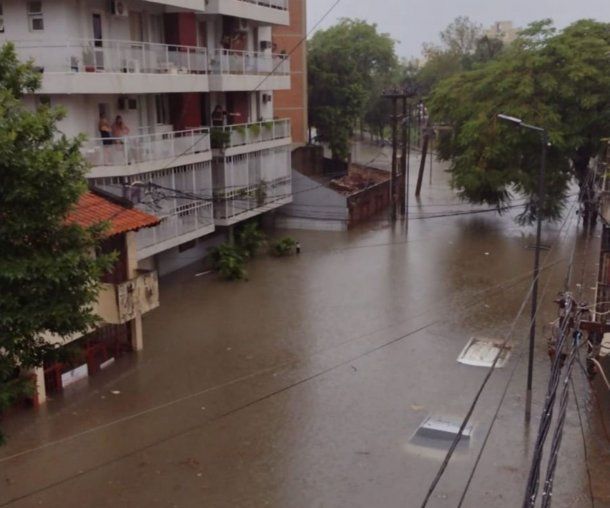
[209,243,247,280]
[270,237,297,257]
[210,127,230,149]
[237,222,266,258]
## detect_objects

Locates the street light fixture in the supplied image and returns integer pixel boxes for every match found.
[498,113,549,424]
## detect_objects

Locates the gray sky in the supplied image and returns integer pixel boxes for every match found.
[306,0,610,58]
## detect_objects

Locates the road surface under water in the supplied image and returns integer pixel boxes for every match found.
[0,149,608,507]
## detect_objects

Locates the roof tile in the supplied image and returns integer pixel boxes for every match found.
[67,192,160,236]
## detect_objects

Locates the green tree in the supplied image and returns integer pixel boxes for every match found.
[308,19,398,159]
[418,17,504,94]
[428,20,610,222]
[0,43,111,443]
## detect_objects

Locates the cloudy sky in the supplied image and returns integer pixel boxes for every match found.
[306,0,609,58]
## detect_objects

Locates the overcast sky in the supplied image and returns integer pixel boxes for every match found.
[306,0,610,58]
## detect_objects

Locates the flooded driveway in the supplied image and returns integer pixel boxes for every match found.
[0,150,608,507]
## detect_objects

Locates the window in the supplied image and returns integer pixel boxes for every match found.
[0,5,4,34]
[27,1,44,31]
[155,95,170,125]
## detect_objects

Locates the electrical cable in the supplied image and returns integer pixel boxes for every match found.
[86,0,346,225]
[0,258,565,506]
[455,203,581,507]
[420,196,581,507]
[523,168,598,507]
[570,374,596,508]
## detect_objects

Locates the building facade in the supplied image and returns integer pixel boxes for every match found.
[485,21,519,44]
[1,0,300,274]
[34,190,161,404]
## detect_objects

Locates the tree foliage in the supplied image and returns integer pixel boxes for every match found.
[0,43,111,442]
[428,20,610,222]
[308,19,398,159]
[418,17,504,94]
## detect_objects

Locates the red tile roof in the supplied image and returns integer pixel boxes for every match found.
[68,191,160,236]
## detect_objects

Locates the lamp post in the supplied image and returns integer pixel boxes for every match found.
[498,114,548,423]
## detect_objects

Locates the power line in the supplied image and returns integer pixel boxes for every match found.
[570,375,596,508]
[420,196,581,507]
[456,204,581,507]
[523,168,598,507]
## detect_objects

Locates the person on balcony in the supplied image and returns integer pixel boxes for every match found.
[212,105,227,126]
[98,113,112,145]
[112,115,130,142]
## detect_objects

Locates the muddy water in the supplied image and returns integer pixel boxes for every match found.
[0,152,607,507]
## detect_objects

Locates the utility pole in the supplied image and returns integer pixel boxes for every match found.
[400,88,417,223]
[415,120,430,197]
[383,88,403,221]
[498,114,548,423]
[400,95,407,217]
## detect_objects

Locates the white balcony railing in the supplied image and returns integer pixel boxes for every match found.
[12,39,208,75]
[218,118,291,149]
[136,201,214,250]
[239,0,288,9]
[209,49,290,76]
[82,128,211,168]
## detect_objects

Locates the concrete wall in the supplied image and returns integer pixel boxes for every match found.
[280,168,348,224]
[145,230,227,276]
[0,0,166,43]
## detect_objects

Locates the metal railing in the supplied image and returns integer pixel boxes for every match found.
[12,39,208,75]
[82,128,211,167]
[219,118,291,148]
[239,0,288,9]
[209,49,290,76]
[136,201,214,250]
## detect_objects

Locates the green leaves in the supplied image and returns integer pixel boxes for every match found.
[308,19,398,160]
[429,19,610,222]
[0,43,110,441]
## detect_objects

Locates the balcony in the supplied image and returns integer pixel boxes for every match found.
[208,49,290,91]
[136,201,215,259]
[212,118,291,156]
[144,0,206,11]
[205,0,289,25]
[13,39,209,95]
[212,144,292,226]
[97,270,160,325]
[84,128,212,178]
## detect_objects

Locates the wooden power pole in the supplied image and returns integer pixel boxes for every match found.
[383,87,413,222]
[383,88,401,221]
[415,119,431,198]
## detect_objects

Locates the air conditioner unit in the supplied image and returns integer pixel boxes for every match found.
[262,93,272,104]
[110,0,129,17]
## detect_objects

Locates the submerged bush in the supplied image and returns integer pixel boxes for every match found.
[209,243,247,281]
[237,222,266,258]
[270,237,298,257]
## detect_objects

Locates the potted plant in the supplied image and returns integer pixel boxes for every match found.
[247,123,261,138]
[82,47,95,72]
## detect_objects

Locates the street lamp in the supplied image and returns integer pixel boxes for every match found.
[498,113,549,423]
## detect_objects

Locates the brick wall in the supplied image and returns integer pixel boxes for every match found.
[272,0,307,144]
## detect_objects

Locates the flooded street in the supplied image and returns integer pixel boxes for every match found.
[1,150,608,507]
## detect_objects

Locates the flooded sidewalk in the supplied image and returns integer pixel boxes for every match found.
[0,154,608,507]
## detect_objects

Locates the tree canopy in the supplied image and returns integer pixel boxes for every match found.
[308,19,398,159]
[428,19,610,222]
[417,17,502,94]
[0,43,111,443]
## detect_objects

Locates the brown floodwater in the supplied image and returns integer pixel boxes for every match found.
[0,148,608,507]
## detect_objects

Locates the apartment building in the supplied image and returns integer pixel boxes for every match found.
[1,0,298,274]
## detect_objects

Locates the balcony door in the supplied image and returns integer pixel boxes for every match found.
[91,11,107,70]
